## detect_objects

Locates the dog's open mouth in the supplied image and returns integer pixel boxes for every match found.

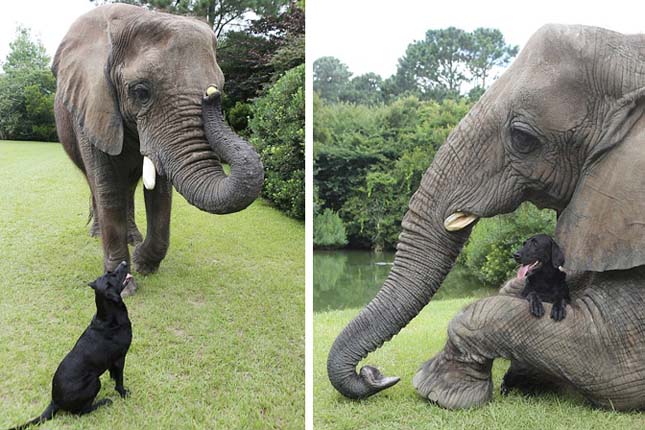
[517,261,541,280]
[124,273,133,286]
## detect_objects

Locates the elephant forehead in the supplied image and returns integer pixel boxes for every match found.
[506,66,588,131]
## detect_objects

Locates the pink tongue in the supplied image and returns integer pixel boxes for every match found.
[517,265,530,279]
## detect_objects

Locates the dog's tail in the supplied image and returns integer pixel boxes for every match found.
[6,402,57,430]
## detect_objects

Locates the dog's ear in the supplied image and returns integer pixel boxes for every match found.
[551,240,565,269]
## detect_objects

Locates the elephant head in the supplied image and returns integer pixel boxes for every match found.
[51,4,263,214]
[328,24,645,399]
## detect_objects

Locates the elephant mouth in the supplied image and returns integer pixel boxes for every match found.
[517,261,541,279]
[444,212,479,231]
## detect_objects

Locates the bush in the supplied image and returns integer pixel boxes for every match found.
[314,209,348,249]
[226,101,253,136]
[462,203,557,287]
[250,64,305,219]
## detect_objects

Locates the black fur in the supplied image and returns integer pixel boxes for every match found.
[514,234,570,321]
[7,262,132,430]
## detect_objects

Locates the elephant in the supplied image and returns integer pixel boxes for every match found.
[52,4,264,276]
[327,24,645,410]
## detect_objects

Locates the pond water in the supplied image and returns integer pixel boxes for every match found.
[314,250,492,312]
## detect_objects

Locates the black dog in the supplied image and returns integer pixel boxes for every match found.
[8,262,132,430]
[514,234,570,321]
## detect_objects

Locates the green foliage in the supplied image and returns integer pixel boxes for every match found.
[396,27,471,97]
[226,101,253,135]
[462,203,557,286]
[0,27,57,142]
[2,26,50,73]
[315,95,471,249]
[217,1,304,112]
[314,209,348,249]
[467,28,519,88]
[250,64,304,219]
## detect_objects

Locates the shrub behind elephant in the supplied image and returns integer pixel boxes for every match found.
[328,24,645,410]
[53,4,263,275]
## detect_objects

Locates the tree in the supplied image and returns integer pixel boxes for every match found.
[395,27,471,99]
[217,1,304,108]
[466,28,518,88]
[2,26,50,73]
[392,27,519,100]
[341,73,384,105]
[313,56,352,102]
[91,0,290,37]
[0,26,57,141]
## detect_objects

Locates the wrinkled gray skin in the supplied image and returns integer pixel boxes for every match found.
[414,271,645,410]
[328,24,645,408]
[53,4,263,275]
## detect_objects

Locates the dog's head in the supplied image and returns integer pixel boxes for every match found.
[513,234,565,280]
[88,261,131,302]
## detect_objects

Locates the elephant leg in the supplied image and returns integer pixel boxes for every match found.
[413,269,645,410]
[89,195,100,238]
[84,157,130,272]
[126,182,143,245]
[132,175,172,275]
[96,199,130,272]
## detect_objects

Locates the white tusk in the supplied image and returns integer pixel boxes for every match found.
[142,156,156,190]
[443,212,478,232]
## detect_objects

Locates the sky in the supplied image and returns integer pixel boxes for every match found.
[308,0,645,78]
[1,0,644,77]
[0,0,94,63]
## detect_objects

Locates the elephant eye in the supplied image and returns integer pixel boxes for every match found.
[130,83,151,105]
[510,127,541,154]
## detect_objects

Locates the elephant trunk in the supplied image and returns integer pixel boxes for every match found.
[157,87,264,215]
[199,87,264,214]
[327,149,473,399]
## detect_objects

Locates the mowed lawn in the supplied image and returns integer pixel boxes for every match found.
[315,300,645,430]
[0,141,304,429]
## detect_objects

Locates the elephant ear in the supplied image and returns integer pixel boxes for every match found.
[52,7,129,155]
[556,87,645,272]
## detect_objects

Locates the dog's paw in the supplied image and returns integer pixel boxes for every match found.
[550,302,566,321]
[116,387,130,398]
[529,298,544,318]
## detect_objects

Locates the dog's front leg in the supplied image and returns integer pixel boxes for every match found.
[109,357,129,398]
[550,297,567,321]
[526,292,545,318]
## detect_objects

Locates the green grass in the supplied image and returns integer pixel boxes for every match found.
[0,141,304,429]
[315,299,645,430]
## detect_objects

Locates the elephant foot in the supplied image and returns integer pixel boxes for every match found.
[132,247,161,275]
[413,347,493,409]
